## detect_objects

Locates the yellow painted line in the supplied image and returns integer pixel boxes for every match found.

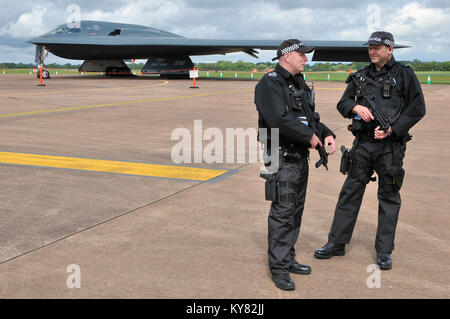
[0,80,169,96]
[0,88,252,118]
[0,152,228,181]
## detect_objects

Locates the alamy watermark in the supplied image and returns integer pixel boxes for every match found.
[170,120,280,172]
[366,264,381,288]
[66,4,81,28]
[66,264,81,288]
[367,4,382,33]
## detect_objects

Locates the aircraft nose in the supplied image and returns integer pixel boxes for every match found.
[27,36,43,44]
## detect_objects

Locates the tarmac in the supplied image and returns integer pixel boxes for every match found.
[0,73,448,299]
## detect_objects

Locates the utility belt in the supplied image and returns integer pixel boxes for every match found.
[348,115,378,137]
[358,133,392,144]
[263,145,309,166]
[280,145,309,162]
[339,133,412,188]
[260,146,309,202]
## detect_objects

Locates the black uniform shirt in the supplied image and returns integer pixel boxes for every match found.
[337,56,426,138]
[255,64,334,149]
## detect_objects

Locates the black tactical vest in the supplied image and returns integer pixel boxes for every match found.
[257,71,310,150]
[355,62,405,125]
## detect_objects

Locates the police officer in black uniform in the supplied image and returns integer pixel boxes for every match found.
[255,39,337,290]
[314,32,426,270]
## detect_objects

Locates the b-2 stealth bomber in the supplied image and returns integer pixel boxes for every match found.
[28,20,408,79]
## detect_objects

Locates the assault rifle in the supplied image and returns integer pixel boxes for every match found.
[289,83,328,170]
[350,73,390,132]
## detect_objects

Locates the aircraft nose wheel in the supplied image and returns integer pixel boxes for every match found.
[36,69,50,79]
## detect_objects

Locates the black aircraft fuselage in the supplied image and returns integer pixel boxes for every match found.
[27,20,409,78]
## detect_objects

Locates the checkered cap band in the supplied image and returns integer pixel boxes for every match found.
[367,37,394,46]
[280,43,305,55]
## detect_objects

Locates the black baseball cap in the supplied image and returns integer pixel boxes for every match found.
[272,39,314,61]
[364,31,395,46]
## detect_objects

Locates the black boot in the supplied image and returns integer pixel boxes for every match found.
[314,242,345,259]
[376,252,392,270]
[271,273,295,291]
[289,261,311,275]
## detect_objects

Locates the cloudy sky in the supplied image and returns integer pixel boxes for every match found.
[0,0,449,64]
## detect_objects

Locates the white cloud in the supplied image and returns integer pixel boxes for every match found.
[386,2,450,36]
[0,44,35,62]
[0,5,48,38]
[82,0,185,29]
[384,2,450,60]
[0,0,449,63]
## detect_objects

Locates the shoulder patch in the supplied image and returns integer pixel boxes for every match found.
[267,71,277,77]
[394,61,410,69]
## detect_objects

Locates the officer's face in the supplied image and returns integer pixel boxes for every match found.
[287,51,308,74]
[368,44,393,67]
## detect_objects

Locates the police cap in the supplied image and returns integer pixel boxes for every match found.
[272,39,314,61]
[364,31,395,46]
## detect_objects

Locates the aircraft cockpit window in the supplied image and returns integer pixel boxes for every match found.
[108,29,121,36]
[46,25,81,35]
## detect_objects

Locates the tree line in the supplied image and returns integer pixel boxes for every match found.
[196,60,450,72]
[1,60,449,71]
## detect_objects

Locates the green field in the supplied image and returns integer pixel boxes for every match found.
[198,70,450,84]
[1,68,80,75]
[200,70,349,81]
[415,72,450,85]
[2,68,449,84]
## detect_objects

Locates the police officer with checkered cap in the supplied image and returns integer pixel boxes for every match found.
[314,31,426,270]
[254,39,337,290]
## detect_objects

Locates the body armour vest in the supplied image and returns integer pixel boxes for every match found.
[353,62,405,129]
[257,71,311,150]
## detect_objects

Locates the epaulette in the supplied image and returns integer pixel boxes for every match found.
[345,74,353,83]
[267,71,277,77]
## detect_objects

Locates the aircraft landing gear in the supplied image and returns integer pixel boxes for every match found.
[36,68,50,79]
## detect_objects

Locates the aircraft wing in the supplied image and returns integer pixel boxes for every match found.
[27,21,409,62]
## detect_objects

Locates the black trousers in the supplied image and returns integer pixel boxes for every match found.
[268,155,309,276]
[328,138,406,253]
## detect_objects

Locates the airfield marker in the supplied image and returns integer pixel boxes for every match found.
[251,72,253,79]
[190,66,199,89]
[220,72,223,78]
[427,75,431,84]
[234,72,238,79]
[37,64,46,87]
[328,72,331,81]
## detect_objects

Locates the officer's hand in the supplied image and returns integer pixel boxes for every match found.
[353,105,374,122]
[374,126,392,139]
[309,134,322,149]
[324,135,337,155]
